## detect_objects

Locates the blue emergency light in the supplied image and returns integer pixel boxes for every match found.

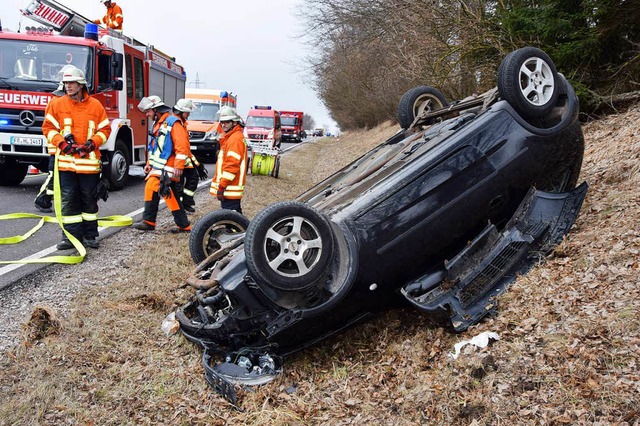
[84,23,98,41]
[0,119,9,126]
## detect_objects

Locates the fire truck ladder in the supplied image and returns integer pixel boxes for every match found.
[20,0,179,63]
[20,0,96,36]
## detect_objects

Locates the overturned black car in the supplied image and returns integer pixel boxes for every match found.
[176,47,587,403]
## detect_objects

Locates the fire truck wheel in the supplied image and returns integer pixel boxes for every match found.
[0,158,28,186]
[105,140,129,191]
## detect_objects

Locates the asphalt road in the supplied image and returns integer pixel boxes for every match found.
[0,165,161,291]
[0,140,306,290]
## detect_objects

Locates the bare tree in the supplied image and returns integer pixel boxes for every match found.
[299,0,640,127]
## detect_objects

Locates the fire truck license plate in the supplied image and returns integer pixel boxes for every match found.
[11,136,44,146]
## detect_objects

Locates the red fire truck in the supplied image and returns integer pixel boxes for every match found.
[279,110,304,143]
[0,0,186,189]
[244,105,282,149]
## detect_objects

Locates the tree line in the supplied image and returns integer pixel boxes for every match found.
[300,0,640,130]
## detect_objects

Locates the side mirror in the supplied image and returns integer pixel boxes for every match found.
[111,53,124,78]
[111,80,123,91]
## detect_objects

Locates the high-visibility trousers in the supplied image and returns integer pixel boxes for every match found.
[141,175,190,230]
[59,171,99,240]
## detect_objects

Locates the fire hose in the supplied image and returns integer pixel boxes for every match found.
[0,150,132,265]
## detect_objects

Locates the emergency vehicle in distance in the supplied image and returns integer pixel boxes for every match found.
[279,110,304,143]
[185,89,237,163]
[244,105,282,149]
[0,0,186,189]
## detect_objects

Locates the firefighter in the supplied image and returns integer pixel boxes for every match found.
[94,0,123,32]
[181,153,199,213]
[173,102,198,214]
[132,97,192,232]
[34,66,75,213]
[41,66,111,250]
[181,148,209,213]
[209,106,247,214]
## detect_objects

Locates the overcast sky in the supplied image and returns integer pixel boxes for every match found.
[3,0,338,132]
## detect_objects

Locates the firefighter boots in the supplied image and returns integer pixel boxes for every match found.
[83,237,100,249]
[133,221,155,231]
[56,239,74,250]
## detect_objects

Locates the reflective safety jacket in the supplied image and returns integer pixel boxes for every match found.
[210,124,247,199]
[42,89,111,174]
[147,112,190,179]
[94,2,123,31]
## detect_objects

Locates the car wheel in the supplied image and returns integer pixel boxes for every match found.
[497,47,559,119]
[397,86,449,129]
[105,139,129,190]
[0,158,28,186]
[189,209,250,264]
[245,201,334,291]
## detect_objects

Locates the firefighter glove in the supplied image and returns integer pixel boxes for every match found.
[196,163,209,181]
[73,144,88,158]
[94,178,110,202]
[216,187,225,201]
[159,170,172,198]
[64,132,76,144]
[59,141,74,154]
[83,140,96,153]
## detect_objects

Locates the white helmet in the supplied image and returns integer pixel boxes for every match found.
[100,0,111,4]
[219,106,242,122]
[61,66,87,85]
[174,98,195,113]
[137,95,164,113]
[55,64,76,81]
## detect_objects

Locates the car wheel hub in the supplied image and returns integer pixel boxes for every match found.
[264,215,323,278]
[519,57,554,106]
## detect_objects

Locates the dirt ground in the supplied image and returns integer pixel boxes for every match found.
[0,109,638,425]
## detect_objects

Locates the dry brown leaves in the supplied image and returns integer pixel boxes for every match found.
[1,112,639,425]
[21,305,61,345]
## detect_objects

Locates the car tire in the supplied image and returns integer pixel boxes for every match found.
[497,47,559,119]
[189,209,250,264]
[245,201,334,291]
[397,86,449,129]
[0,158,28,186]
[105,139,129,190]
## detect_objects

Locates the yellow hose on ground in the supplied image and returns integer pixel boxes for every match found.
[0,153,132,264]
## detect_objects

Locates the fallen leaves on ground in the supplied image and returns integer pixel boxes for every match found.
[1,110,639,425]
